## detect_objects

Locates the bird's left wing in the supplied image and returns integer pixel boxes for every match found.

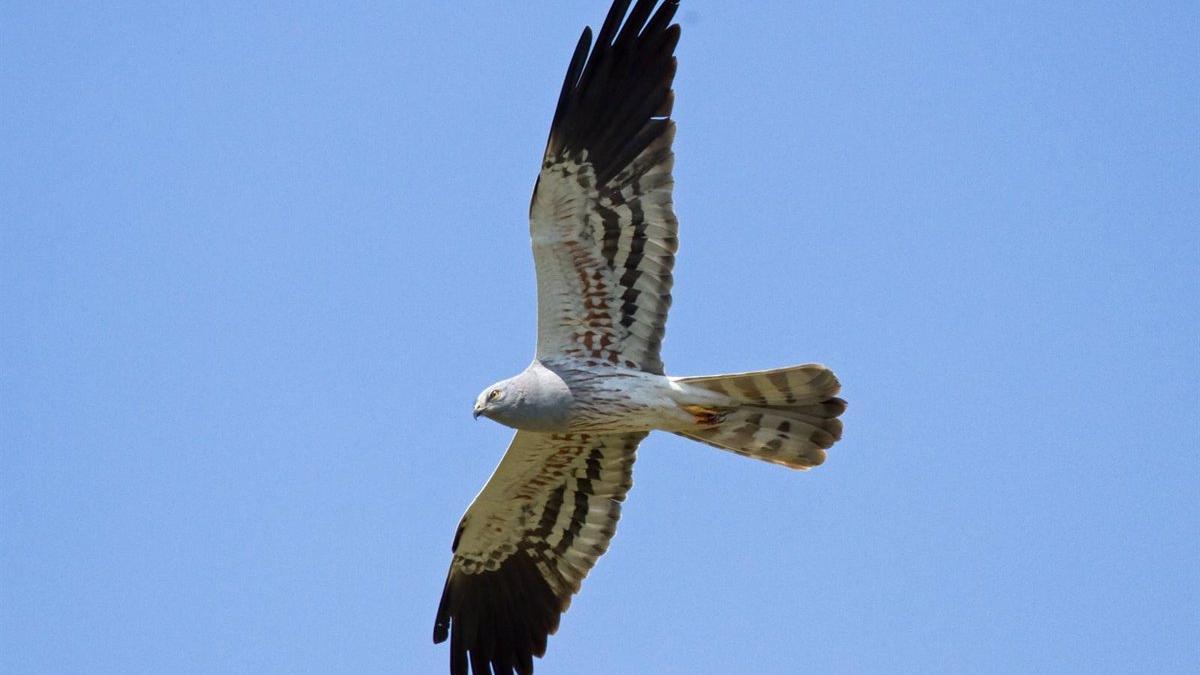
[434,430,645,675]
[529,0,681,375]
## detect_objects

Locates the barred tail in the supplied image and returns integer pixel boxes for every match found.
[674,364,846,470]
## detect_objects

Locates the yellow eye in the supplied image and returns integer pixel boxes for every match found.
[487,389,501,401]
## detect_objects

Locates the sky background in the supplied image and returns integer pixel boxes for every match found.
[2,1,1198,673]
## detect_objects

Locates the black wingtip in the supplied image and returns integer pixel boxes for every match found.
[435,554,564,675]
[597,0,635,47]
[543,0,682,182]
[433,566,454,644]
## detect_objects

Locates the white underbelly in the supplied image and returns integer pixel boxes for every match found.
[563,369,696,432]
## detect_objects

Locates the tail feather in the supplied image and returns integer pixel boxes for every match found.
[675,364,845,470]
[678,364,839,406]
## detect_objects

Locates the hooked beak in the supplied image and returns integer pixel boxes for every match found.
[472,404,483,420]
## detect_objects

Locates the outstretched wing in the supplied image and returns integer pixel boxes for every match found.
[529,0,681,375]
[434,431,645,675]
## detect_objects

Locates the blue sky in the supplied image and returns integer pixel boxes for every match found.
[2,2,1197,673]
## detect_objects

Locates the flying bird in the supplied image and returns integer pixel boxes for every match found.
[434,1,845,673]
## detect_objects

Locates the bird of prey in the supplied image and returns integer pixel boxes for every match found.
[434,1,845,673]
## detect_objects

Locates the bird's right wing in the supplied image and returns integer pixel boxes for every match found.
[528,0,681,375]
[434,430,645,675]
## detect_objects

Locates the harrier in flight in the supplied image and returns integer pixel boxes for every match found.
[434,1,846,672]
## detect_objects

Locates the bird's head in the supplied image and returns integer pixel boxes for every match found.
[473,379,517,422]
[471,367,571,432]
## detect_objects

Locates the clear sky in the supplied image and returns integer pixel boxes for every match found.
[2,2,1197,674]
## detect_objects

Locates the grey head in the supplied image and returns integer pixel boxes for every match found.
[473,363,573,432]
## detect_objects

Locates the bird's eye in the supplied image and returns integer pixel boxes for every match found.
[487,389,501,401]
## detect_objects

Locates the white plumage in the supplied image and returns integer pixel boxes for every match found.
[434,3,846,674]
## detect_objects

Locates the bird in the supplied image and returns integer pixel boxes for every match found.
[433,1,846,673]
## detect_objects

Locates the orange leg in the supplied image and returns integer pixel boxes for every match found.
[680,404,727,427]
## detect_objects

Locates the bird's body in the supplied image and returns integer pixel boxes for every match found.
[435,2,847,673]
[483,359,705,434]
